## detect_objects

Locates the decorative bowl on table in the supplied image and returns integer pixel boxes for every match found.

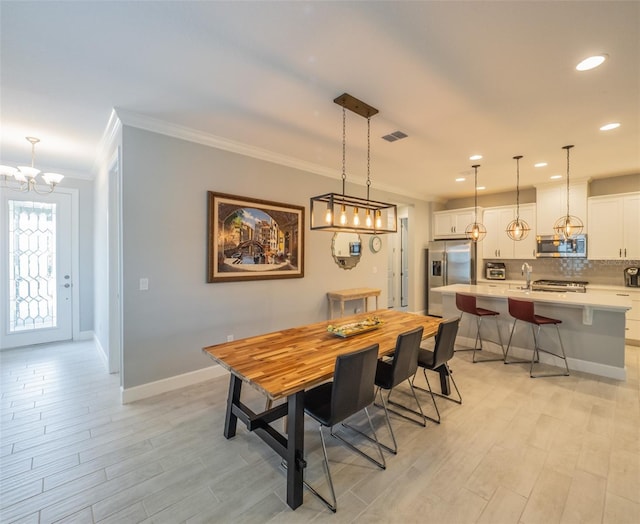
[327,316,383,338]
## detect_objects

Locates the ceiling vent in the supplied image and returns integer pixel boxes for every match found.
[382,130,408,142]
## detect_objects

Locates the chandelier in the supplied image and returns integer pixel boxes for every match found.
[506,155,531,241]
[553,144,583,239]
[465,164,486,242]
[310,93,397,234]
[0,137,64,194]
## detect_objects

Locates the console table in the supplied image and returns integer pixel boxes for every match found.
[327,287,381,319]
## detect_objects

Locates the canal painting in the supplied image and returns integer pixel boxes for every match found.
[207,192,304,282]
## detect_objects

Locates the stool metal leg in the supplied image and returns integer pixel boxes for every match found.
[529,324,570,378]
[472,316,505,363]
[454,312,474,352]
[504,319,530,365]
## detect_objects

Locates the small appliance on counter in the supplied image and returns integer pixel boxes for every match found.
[486,262,506,280]
[625,267,640,287]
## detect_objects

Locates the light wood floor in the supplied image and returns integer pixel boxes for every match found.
[1,338,639,523]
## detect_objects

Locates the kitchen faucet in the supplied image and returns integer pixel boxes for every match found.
[522,262,533,290]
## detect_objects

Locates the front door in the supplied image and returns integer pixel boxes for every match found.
[0,189,73,349]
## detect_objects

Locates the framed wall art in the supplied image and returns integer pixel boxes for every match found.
[207,192,305,282]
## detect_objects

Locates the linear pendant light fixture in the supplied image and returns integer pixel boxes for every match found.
[465,164,486,242]
[553,144,584,239]
[506,155,531,241]
[310,93,397,234]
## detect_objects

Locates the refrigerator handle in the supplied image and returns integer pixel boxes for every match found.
[443,251,448,285]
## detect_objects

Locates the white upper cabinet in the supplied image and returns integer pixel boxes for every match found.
[433,208,477,238]
[588,193,640,259]
[536,181,588,236]
[482,204,536,259]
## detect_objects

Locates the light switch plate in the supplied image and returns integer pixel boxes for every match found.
[139,278,149,291]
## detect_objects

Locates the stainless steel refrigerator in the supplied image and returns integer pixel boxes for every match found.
[426,240,476,317]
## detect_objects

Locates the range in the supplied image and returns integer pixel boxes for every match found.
[532,279,588,293]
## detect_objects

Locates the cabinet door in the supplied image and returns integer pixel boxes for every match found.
[433,212,454,238]
[623,194,640,259]
[536,182,587,236]
[513,204,537,259]
[483,207,519,259]
[453,209,476,235]
[434,209,476,238]
[588,197,624,259]
[536,186,564,235]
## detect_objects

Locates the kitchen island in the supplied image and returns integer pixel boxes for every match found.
[433,284,632,380]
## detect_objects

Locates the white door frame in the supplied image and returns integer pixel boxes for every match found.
[108,148,123,377]
[0,186,80,348]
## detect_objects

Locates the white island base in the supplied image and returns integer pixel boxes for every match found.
[434,284,632,380]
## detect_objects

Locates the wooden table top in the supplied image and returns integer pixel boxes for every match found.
[202,310,441,401]
[326,287,381,300]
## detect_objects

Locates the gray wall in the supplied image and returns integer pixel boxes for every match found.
[119,126,432,389]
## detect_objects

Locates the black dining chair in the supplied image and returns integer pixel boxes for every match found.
[303,344,385,513]
[412,317,462,424]
[375,326,426,453]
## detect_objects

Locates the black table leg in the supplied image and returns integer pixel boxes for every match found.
[286,391,305,510]
[438,365,451,396]
[224,374,242,438]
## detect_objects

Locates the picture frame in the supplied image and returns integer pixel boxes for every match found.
[207,192,305,283]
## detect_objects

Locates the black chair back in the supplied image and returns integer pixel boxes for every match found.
[386,327,423,389]
[431,317,460,369]
[330,344,379,425]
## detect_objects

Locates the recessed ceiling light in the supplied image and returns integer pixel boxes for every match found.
[550,175,563,180]
[469,154,482,161]
[534,162,548,168]
[576,55,607,71]
[600,122,620,131]
[476,186,485,191]
[455,177,466,182]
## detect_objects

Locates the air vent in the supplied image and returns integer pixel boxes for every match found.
[382,130,408,142]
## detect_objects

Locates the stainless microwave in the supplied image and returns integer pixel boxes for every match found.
[536,234,587,258]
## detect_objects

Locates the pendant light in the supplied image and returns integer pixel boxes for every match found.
[0,137,64,194]
[310,93,397,234]
[506,155,531,240]
[465,164,486,242]
[553,144,583,239]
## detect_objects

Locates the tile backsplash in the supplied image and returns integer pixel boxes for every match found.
[494,258,640,287]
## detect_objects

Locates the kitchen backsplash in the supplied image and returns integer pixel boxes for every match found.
[496,258,640,287]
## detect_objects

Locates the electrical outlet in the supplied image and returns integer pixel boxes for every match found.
[139,278,149,291]
[227,334,234,342]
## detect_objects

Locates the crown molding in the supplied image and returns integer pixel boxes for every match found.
[113,108,432,203]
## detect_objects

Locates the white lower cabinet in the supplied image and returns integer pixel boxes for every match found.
[595,288,640,343]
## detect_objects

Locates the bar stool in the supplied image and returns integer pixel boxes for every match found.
[505,297,570,378]
[455,293,505,363]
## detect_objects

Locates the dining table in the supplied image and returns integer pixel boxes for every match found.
[202,309,442,510]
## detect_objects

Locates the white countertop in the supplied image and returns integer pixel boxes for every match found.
[477,279,640,296]
[433,284,632,312]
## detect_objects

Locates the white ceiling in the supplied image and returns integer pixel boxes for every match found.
[1,1,639,201]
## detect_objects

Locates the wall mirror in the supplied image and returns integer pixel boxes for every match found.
[331,232,362,270]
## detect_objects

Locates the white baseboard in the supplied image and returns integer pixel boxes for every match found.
[76,330,95,341]
[93,334,108,368]
[121,365,229,404]
[455,335,626,381]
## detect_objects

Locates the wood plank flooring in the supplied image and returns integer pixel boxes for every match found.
[1,339,639,523]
